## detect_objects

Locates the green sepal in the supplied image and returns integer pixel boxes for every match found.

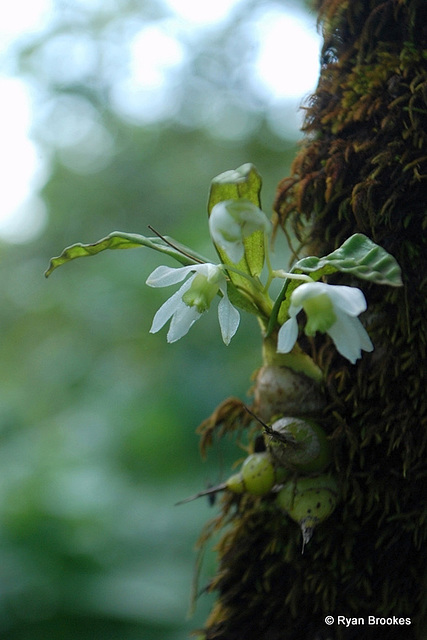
[208,163,265,280]
[45,231,210,277]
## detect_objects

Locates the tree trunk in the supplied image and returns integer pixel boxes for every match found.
[198,1,427,639]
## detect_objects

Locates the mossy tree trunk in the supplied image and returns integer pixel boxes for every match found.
[199,1,427,639]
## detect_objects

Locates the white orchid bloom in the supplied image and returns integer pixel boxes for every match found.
[277,282,374,364]
[209,199,271,263]
[146,263,240,344]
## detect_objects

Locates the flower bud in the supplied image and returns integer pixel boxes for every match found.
[209,199,270,263]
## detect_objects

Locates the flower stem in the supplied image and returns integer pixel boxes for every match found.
[262,333,323,382]
[272,270,313,283]
[221,263,273,319]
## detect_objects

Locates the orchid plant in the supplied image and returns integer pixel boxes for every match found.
[46,164,402,377]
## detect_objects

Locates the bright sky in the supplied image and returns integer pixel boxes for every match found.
[0,0,52,243]
[0,0,320,243]
[164,0,247,24]
[254,9,320,99]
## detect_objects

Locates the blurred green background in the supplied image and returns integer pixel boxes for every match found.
[1,0,318,637]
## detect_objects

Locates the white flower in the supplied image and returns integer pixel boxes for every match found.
[146,263,240,344]
[277,282,374,364]
[209,199,271,263]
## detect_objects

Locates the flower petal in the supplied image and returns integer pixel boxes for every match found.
[146,264,196,288]
[209,202,243,261]
[217,294,240,345]
[167,301,200,342]
[290,282,367,317]
[327,310,373,363]
[326,285,367,317]
[277,316,299,353]
[197,263,223,282]
[287,301,303,319]
[149,278,194,333]
[149,291,182,333]
[354,318,375,353]
[221,239,245,264]
[291,281,329,306]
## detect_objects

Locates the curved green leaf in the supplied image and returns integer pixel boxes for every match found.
[45,231,208,277]
[294,234,402,286]
[208,163,262,212]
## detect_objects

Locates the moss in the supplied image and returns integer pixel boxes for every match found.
[198,2,427,638]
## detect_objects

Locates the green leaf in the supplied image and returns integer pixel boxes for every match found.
[45,231,209,277]
[294,234,403,287]
[207,163,265,280]
[208,163,262,211]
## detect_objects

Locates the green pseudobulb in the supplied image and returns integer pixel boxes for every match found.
[267,417,331,473]
[239,452,276,495]
[178,452,288,504]
[277,474,339,549]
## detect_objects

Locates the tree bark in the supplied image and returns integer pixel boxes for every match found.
[199,1,427,638]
